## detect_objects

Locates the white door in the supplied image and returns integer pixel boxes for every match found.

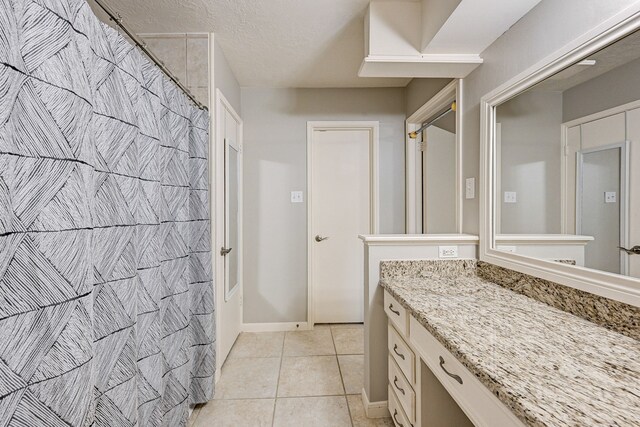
[624,107,640,278]
[216,92,242,369]
[310,125,376,324]
[578,146,624,274]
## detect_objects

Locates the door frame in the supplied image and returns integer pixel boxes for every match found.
[306,121,379,326]
[576,141,630,275]
[214,88,243,375]
[405,79,463,234]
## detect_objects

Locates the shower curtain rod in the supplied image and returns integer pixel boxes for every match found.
[408,101,456,139]
[92,0,208,111]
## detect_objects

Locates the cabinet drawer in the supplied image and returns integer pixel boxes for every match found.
[388,355,415,423]
[409,316,525,427]
[384,290,408,336]
[388,324,415,384]
[388,385,412,427]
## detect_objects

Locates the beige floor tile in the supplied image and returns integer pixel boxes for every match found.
[347,395,394,427]
[229,332,285,359]
[283,328,335,356]
[338,354,364,395]
[277,356,344,397]
[332,327,364,354]
[213,357,281,399]
[187,406,201,427]
[194,399,275,427]
[273,396,351,427]
[330,323,364,330]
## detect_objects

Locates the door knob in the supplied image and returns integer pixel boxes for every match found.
[619,245,640,255]
[315,235,329,242]
[220,247,232,256]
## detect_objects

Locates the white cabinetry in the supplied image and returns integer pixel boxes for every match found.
[384,293,525,427]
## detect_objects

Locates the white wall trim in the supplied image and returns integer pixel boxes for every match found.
[495,234,593,245]
[137,32,208,38]
[242,322,312,333]
[480,6,640,308]
[405,79,463,234]
[361,389,389,419]
[359,233,479,246]
[306,121,380,327]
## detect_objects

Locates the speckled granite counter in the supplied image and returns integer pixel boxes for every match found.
[380,260,640,427]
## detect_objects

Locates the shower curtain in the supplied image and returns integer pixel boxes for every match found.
[0,0,215,425]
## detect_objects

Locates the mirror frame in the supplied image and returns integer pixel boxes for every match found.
[480,8,640,307]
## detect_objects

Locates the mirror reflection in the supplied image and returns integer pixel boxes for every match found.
[494,29,640,279]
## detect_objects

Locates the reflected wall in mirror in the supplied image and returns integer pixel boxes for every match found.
[423,103,457,233]
[494,29,640,279]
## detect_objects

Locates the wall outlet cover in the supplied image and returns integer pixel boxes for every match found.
[605,191,617,203]
[504,191,517,203]
[465,178,475,199]
[439,245,459,258]
[291,191,304,203]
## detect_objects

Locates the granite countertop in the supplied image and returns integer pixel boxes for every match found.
[381,270,640,427]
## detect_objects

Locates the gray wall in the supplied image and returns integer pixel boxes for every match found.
[425,125,457,233]
[460,0,637,234]
[214,38,241,113]
[563,56,640,123]
[405,78,453,117]
[497,90,563,234]
[241,88,406,323]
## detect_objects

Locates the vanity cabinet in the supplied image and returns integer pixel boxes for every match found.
[384,290,525,427]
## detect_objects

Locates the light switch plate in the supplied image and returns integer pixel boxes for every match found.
[439,245,458,258]
[504,191,517,203]
[605,191,617,203]
[465,178,475,199]
[291,191,304,203]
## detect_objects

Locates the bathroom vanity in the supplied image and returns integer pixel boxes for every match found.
[380,260,639,427]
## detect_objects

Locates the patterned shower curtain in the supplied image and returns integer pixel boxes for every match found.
[0,0,215,425]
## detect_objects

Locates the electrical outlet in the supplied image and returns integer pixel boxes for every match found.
[605,191,617,203]
[291,191,304,203]
[465,178,475,199]
[504,191,517,203]
[439,245,458,258]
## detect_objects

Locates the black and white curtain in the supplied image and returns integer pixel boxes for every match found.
[0,0,215,425]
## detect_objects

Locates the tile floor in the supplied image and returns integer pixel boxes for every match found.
[189,324,394,427]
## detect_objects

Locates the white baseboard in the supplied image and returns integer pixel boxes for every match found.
[361,389,389,419]
[241,322,311,332]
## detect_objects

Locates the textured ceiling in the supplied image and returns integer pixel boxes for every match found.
[90,0,415,88]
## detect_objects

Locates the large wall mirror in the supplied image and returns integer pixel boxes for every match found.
[482,16,640,305]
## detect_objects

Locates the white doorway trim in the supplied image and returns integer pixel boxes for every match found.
[214,88,243,376]
[306,121,380,327]
[405,79,463,234]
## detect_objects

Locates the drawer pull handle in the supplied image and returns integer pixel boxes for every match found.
[439,356,463,385]
[388,303,400,316]
[393,409,404,427]
[393,344,405,360]
[393,376,405,395]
